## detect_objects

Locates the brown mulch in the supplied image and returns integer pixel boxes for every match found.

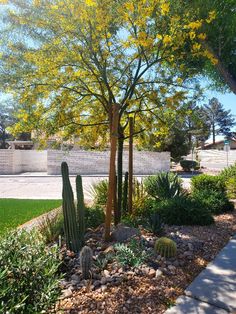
[55,210,236,314]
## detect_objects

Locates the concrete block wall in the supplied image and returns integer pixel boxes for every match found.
[47,150,170,175]
[0,150,14,174]
[0,150,47,174]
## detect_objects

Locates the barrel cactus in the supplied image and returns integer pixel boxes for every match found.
[80,246,93,279]
[61,162,81,252]
[154,237,177,258]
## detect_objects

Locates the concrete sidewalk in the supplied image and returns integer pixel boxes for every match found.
[165,236,236,313]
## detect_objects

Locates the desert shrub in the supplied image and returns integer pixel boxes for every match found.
[38,210,64,243]
[0,230,62,314]
[114,239,147,267]
[220,163,236,181]
[225,177,236,199]
[220,164,236,198]
[192,190,234,214]
[144,172,183,200]
[180,160,200,172]
[121,214,142,228]
[90,179,108,207]
[153,196,214,226]
[191,174,226,194]
[85,206,105,229]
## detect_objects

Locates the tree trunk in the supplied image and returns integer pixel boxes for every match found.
[113,175,118,225]
[2,129,6,149]
[117,132,124,223]
[212,123,216,145]
[128,117,133,214]
[104,104,119,241]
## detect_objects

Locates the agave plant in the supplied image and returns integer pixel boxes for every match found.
[144,172,183,200]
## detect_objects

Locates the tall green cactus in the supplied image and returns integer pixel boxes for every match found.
[76,175,85,247]
[122,172,128,214]
[61,162,81,252]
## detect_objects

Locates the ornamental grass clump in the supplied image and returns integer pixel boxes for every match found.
[0,229,62,314]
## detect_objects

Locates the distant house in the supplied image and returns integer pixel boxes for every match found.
[202,138,236,150]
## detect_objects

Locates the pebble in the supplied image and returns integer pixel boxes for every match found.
[103,270,110,277]
[155,269,163,277]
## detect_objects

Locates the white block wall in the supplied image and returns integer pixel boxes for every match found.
[0,150,47,174]
[47,150,170,175]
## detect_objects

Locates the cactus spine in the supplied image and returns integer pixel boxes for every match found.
[122,172,128,214]
[76,175,85,247]
[80,246,93,279]
[61,162,81,252]
[154,237,177,258]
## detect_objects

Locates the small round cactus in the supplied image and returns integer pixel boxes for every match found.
[80,246,93,279]
[154,237,177,258]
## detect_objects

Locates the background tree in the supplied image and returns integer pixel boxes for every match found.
[0,101,15,149]
[136,99,210,161]
[202,97,236,144]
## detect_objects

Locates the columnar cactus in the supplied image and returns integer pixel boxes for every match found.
[80,246,93,279]
[154,237,177,258]
[76,175,85,247]
[122,172,128,214]
[61,162,81,252]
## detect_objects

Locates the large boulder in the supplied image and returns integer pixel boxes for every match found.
[111,223,140,242]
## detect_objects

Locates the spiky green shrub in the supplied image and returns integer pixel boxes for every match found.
[0,230,62,314]
[156,196,214,226]
[38,210,64,244]
[90,179,109,207]
[145,211,164,236]
[144,172,183,200]
[180,160,199,172]
[154,237,177,258]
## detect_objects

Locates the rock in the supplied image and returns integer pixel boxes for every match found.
[61,288,73,299]
[101,285,107,292]
[188,243,194,251]
[155,269,163,278]
[71,274,80,282]
[128,287,134,294]
[93,280,101,288]
[104,245,114,254]
[103,270,110,277]
[111,223,140,242]
[173,260,179,267]
[168,265,176,272]
[101,277,107,285]
[148,268,156,278]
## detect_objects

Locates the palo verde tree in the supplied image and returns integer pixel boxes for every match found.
[0,0,217,240]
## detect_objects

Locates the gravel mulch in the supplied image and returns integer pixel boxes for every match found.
[55,209,236,314]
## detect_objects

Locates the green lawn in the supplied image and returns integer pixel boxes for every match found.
[0,199,62,236]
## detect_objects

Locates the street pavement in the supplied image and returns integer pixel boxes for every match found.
[0,173,191,200]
